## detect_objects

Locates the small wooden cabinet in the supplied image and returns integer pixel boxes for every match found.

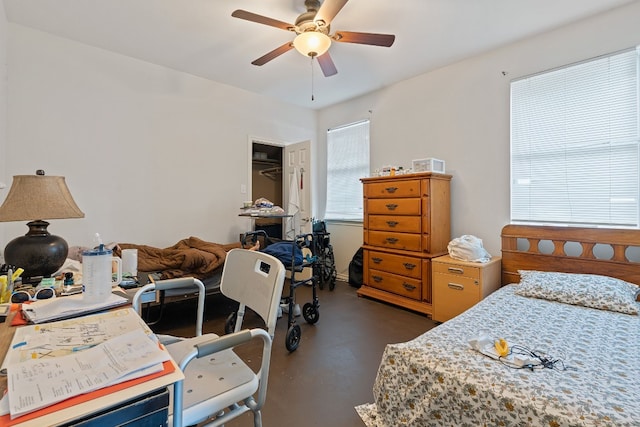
[432,255,501,322]
[358,172,452,315]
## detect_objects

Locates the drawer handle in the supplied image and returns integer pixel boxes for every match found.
[402,263,416,270]
[372,275,383,283]
[448,283,464,291]
[386,221,399,227]
[402,283,416,291]
[385,203,398,211]
[385,237,399,244]
[447,267,464,274]
[384,186,398,193]
[371,257,383,264]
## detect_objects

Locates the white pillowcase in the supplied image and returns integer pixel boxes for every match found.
[515,270,639,315]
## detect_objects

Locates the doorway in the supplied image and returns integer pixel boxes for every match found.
[249,138,312,240]
[251,142,284,239]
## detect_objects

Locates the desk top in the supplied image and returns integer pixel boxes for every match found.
[0,307,183,426]
[0,310,17,390]
[239,211,292,218]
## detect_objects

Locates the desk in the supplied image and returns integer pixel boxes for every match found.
[239,211,293,241]
[0,308,183,426]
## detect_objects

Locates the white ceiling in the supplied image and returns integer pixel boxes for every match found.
[3,0,637,109]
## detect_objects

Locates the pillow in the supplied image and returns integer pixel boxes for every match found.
[514,270,639,315]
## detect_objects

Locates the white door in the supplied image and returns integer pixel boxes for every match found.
[284,140,312,237]
[284,140,312,280]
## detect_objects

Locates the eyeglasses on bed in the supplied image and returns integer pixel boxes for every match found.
[11,287,56,304]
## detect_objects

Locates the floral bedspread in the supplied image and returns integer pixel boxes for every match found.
[356,285,640,427]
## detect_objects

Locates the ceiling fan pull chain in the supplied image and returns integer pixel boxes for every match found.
[311,57,315,101]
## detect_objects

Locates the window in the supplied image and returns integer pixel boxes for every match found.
[325,120,370,221]
[511,47,640,227]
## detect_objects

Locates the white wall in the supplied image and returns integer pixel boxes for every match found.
[319,1,640,263]
[3,25,316,249]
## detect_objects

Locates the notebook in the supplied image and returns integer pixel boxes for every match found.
[21,293,128,324]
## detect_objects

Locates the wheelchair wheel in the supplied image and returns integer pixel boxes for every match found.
[224,312,236,335]
[328,272,337,290]
[323,250,337,290]
[314,264,324,290]
[302,302,319,324]
[285,324,301,352]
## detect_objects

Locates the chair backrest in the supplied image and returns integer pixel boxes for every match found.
[220,249,286,336]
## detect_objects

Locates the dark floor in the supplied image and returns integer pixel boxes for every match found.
[151,281,437,427]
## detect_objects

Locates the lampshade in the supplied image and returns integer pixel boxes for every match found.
[293,31,332,58]
[0,170,84,282]
[0,173,84,222]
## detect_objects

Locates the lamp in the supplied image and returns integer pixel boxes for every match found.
[0,170,84,282]
[293,31,332,58]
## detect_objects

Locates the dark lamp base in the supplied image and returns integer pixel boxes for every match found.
[3,220,69,280]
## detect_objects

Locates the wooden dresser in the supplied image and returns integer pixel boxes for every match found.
[358,172,452,315]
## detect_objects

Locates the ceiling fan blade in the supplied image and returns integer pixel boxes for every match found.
[251,42,294,66]
[334,31,395,47]
[231,9,294,31]
[317,52,338,77]
[314,0,349,26]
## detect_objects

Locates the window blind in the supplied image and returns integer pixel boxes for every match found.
[325,120,370,221]
[511,48,640,227]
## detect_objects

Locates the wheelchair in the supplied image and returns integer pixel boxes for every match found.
[312,219,337,291]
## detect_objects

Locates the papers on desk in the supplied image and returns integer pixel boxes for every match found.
[2,308,155,370]
[7,328,170,419]
[21,292,128,324]
[0,308,170,420]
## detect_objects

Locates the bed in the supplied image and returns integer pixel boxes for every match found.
[356,224,640,427]
[115,237,241,282]
[112,237,243,320]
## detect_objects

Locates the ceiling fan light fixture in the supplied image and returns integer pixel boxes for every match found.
[293,31,331,58]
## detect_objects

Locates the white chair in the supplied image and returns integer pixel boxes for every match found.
[132,248,286,427]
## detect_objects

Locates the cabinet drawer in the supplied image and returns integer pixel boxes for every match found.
[368,231,422,252]
[368,215,421,233]
[367,198,421,215]
[432,261,480,280]
[433,273,480,321]
[367,251,421,279]
[365,179,423,198]
[368,269,422,300]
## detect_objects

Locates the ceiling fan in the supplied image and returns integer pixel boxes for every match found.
[231,0,395,77]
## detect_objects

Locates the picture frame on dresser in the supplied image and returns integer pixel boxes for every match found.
[358,172,452,316]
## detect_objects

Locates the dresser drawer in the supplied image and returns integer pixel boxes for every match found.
[368,231,422,252]
[368,269,422,300]
[365,179,423,198]
[366,250,421,279]
[432,260,480,280]
[367,198,421,215]
[432,273,480,320]
[368,215,421,233]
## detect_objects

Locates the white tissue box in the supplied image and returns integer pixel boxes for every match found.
[412,158,445,174]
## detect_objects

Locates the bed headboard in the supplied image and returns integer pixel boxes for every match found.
[501,225,640,286]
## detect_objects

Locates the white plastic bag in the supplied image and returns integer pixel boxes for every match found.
[447,235,491,263]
